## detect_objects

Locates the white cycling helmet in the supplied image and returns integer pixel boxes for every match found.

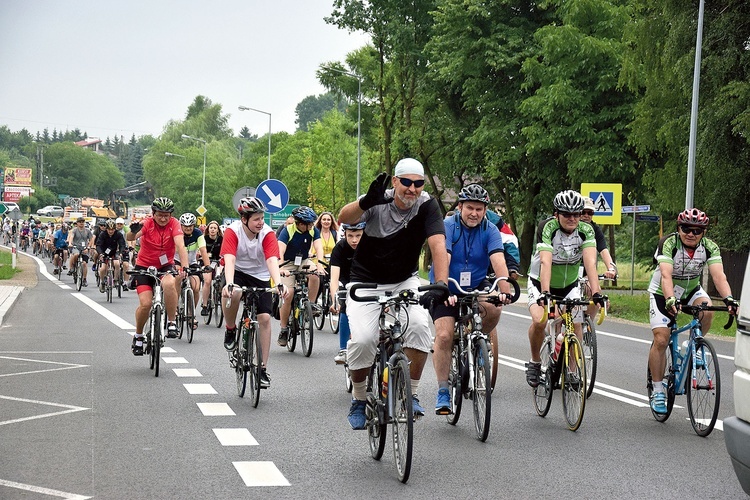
[115,217,125,224]
[179,213,197,226]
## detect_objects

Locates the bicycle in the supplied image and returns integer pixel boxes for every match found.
[445,277,520,442]
[285,265,317,357]
[211,268,225,328]
[646,303,733,437]
[177,264,204,343]
[100,256,116,303]
[227,283,278,408]
[314,260,337,333]
[70,245,90,291]
[577,273,612,398]
[533,294,606,431]
[202,260,220,325]
[350,281,444,484]
[126,267,175,377]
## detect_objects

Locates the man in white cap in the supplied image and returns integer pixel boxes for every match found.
[338,157,449,430]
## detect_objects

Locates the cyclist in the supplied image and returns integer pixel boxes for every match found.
[525,190,604,388]
[67,217,95,286]
[328,221,365,364]
[429,184,512,414]
[126,197,189,354]
[115,217,132,290]
[276,205,326,347]
[201,220,223,316]
[338,158,449,429]
[220,197,290,387]
[95,219,128,293]
[485,209,521,280]
[175,213,211,330]
[647,208,738,414]
[51,223,69,275]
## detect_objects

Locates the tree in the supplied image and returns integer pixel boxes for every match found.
[44,142,124,198]
[295,93,348,132]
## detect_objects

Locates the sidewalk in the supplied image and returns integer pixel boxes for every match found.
[0,248,39,326]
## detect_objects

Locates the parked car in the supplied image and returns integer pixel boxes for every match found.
[725,255,750,495]
[36,205,64,217]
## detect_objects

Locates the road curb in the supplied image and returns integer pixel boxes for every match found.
[0,286,24,326]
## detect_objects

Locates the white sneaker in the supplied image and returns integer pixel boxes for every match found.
[334,349,347,365]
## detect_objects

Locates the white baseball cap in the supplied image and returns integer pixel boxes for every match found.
[115,217,125,224]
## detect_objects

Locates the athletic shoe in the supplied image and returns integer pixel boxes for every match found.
[650,392,667,414]
[277,327,289,347]
[82,279,88,287]
[334,349,347,365]
[99,282,106,293]
[201,305,209,317]
[412,395,425,417]
[435,388,452,415]
[131,336,144,356]
[166,322,178,338]
[347,399,367,430]
[260,368,271,388]
[224,327,237,350]
[525,361,542,388]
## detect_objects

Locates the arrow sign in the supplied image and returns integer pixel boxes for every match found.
[255,179,289,214]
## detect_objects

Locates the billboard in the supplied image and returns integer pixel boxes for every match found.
[3,186,31,202]
[4,167,33,187]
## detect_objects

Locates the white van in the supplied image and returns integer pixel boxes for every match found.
[725,255,750,494]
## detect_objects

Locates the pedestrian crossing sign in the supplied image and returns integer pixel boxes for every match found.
[580,183,622,225]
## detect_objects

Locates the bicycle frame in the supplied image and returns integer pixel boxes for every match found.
[668,317,711,396]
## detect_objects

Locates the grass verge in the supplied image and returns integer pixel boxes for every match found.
[0,250,21,280]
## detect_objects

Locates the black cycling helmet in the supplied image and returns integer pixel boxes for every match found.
[342,221,366,231]
[237,197,266,216]
[151,197,175,213]
[553,190,584,213]
[292,206,317,223]
[458,184,490,205]
[677,208,709,228]
[105,219,116,229]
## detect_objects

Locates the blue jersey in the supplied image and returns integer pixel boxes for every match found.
[53,229,69,249]
[430,213,504,294]
[278,225,320,262]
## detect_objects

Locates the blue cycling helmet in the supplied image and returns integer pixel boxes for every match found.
[342,221,366,231]
[292,206,317,223]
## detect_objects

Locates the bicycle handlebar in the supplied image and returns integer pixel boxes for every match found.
[679,303,735,329]
[539,295,609,324]
[447,277,521,304]
[349,282,446,303]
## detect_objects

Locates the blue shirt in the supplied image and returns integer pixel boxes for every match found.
[430,213,504,294]
[278,225,320,262]
[53,229,69,249]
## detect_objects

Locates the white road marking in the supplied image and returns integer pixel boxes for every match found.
[162,356,188,364]
[197,402,235,416]
[173,368,202,377]
[71,293,135,330]
[214,428,258,446]
[233,461,290,487]
[184,383,217,394]
[0,395,89,427]
[0,478,91,499]
[161,347,177,353]
[0,355,88,378]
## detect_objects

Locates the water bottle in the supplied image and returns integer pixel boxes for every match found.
[381,366,389,398]
[553,333,563,361]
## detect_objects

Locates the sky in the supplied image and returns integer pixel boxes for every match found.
[0,0,370,141]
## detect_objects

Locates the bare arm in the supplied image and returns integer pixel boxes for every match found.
[708,262,733,299]
[427,233,449,284]
[582,246,601,295]
[539,250,552,292]
[489,252,511,295]
[338,200,365,225]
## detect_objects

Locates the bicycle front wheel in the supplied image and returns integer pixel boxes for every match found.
[213,281,224,328]
[314,289,326,330]
[329,306,340,335]
[647,342,676,422]
[106,274,113,303]
[300,301,314,357]
[75,262,83,291]
[686,338,720,437]
[561,336,586,431]
[390,357,413,483]
[204,287,214,325]
[367,364,386,460]
[151,306,162,377]
[472,338,492,442]
[185,289,195,343]
[583,316,597,399]
[248,324,262,408]
[235,327,247,398]
[446,342,463,425]
[287,310,298,352]
[533,336,554,417]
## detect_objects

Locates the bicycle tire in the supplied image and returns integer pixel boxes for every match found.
[151,305,162,377]
[116,267,122,298]
[647,341,675,422]
[561,336,586,431]
[213,280,223,328]
[106,272,113,303]
[204,287,213,325]
[686,338,720,437]
[314,288,326,330]
[236,314,248,397]
[287,309,298,352]
[583,316,597,398]
[75,261,83,291]
[300,300,314,357]
[533,336,554,417]
[390,357,413,484]
[329,306,340,335]
[344,363,353,393]
[186,288,195,344]
[446,342,463,425]
[177,291,185,340]
[367,363,387,460]
[249,322,262,407]
[472,338,492,442]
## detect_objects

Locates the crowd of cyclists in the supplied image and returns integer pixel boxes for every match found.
[7,156,740,429]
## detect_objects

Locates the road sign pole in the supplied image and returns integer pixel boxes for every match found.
[630,203,636,295]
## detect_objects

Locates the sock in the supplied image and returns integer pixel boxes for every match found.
[352,380,367,401]
[411,378,420,398]
[438,381,449,390]
[652,380,664,394]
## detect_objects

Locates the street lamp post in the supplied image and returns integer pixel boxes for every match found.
[322,66,362,198]
[180,135,208,213]
[238,106,271,180]
[685,0,705,210]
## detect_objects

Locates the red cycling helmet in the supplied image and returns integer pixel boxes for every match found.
[677,208,709,228]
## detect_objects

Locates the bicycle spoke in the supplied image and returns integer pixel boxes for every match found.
[686,338,720,437]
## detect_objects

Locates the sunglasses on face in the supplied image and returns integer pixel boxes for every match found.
[582,210,595,216]
[396,177,425,188]
[559,212,581,219]
[679,225,704,236]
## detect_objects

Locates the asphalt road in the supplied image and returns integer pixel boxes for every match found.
[0,253,746,499]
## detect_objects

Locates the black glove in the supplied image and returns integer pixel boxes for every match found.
[592,292,606,307]
[358,172,393,211]
[537,291,550,308]
[419,281,449,312]
[724,295,739,315]
[129,222,142,234]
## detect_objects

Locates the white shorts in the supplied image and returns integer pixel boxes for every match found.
[649,287,710,331]
[345,276,432,371]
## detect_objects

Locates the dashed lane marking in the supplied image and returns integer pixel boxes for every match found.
[184,383,217,394]
[173,368,203,377]
[233,462,290,487]
[162,356,188,364]
[197,402,235,416]
[214,428,258,446]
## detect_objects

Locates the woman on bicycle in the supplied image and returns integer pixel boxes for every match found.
[220,197,290,388]
[646,208,738,414]
[95,219,127,293]
[201,220,223,317]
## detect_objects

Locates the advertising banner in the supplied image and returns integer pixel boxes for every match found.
[4,167,33,187]
[3,186,31,202]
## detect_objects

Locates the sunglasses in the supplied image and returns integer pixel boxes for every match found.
[559,212,581,219]
[397,177,425,188]
[582,210,595,216]
[679,225,704,235]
